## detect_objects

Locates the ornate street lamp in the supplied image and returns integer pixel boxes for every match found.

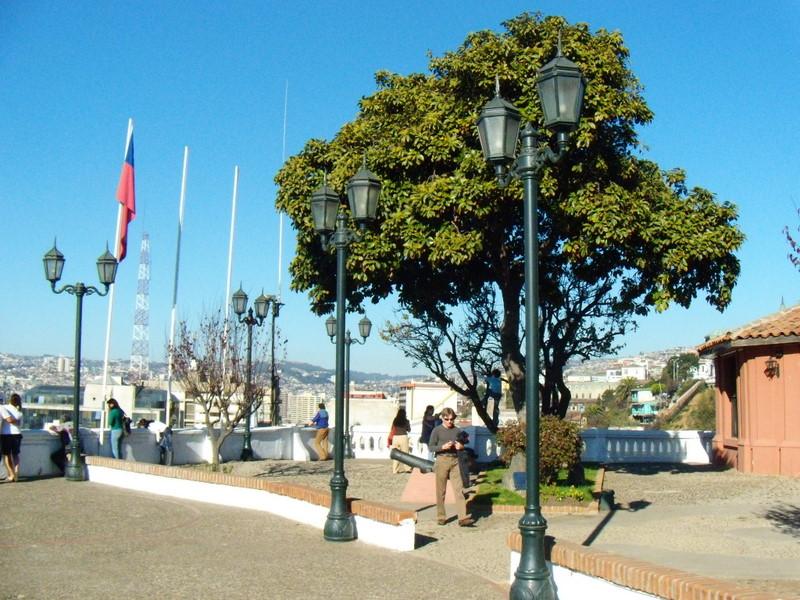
[43,242,118,481]
[310,160,381,542]
[232,286,278,460]
[477,41,585,600]
[325,315,371,458]
[266,295,284,426]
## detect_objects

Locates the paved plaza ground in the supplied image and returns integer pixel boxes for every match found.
[2,459,799,599]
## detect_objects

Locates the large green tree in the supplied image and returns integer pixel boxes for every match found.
[275,13,743,427]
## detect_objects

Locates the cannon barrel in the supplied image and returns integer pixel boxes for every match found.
[389,448,434,473]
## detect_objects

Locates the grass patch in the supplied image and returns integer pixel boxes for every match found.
[472,465,598,507]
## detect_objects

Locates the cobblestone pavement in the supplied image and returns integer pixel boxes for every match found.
[0,474,508,600]
[227,459,800,599]
[5,460,798,599]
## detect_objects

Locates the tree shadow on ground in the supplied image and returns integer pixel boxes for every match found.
[607,463,730,476]
[253,463,333,477]
[762,503,800,539]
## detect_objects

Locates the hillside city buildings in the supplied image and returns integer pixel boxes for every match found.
[0,348,714,431]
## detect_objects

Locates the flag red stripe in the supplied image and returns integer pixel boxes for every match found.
[115,134,135,261]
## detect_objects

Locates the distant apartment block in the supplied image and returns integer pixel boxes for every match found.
[398,380,460,422]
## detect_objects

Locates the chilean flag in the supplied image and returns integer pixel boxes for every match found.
[115,122,136,261]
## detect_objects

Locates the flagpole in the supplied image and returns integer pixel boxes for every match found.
[167,146,189,427]
[225,166,239,322]
[223,166,240,375]
[101,117,134,444]
[277,80,288,299]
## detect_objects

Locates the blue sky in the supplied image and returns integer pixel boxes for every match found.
[2,1,799,376]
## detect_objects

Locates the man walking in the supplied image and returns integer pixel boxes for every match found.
[429,407,474,527]
[307,403,330,461]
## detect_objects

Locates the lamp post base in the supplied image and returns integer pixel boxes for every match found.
[65,460,86,482]
[323,513,357,542]
[510,575,557,600]
[240,447,253,461]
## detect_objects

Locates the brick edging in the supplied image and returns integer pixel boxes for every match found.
[86,457,416,525]
[506,532,779,600]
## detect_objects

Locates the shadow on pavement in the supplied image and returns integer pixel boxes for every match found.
[763,503,800,539]
[581,498,652,547]
[607,463,731,476]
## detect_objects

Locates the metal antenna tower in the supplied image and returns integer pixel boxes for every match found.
[129,232,151,382]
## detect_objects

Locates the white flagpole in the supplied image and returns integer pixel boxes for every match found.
[225,165,239,322]
[100,117,133,444]
[167,146,189,426]
[222,166,240,377]
[277,81,288,298]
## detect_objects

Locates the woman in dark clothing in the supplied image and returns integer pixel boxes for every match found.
[420,405,436,459]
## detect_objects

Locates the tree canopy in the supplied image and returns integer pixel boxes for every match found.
[275,13,743,424]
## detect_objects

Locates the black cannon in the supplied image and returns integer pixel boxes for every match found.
[389,448,434,473]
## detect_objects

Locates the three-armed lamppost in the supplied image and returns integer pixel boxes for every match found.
[477,43,585,599]
[325,314,371,458]
[310,161,381,542]
[43,243,118,481]
[268,297,283,426]
[232,286,274,461]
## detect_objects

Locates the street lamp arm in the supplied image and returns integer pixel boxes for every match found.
[499,123,570,187]
[51,281,110,298]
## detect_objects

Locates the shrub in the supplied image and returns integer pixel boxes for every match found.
[496,416,583,484]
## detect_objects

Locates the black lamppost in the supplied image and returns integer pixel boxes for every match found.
[310,161,381,542]
[267,297,284,425]
[325,315,371,458]
[43,242,118,481]
[232,286,269,461]
[477,43,585,600]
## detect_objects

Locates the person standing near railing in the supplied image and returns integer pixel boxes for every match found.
[388,408,411,474]
[306,403,330,461]
[419,405,436,459]
[0,393,23,482]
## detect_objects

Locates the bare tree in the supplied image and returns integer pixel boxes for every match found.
[170,310,266,469]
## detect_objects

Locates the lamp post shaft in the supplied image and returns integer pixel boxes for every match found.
[270,309,279,426]
[324,215,356,541]
[510,127,556,599]
[66,284,86,481]
[344,333,352,458]
[241,312,254,461]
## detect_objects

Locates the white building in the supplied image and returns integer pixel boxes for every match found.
[398,380,459,423]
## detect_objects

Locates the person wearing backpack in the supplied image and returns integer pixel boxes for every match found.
[107,398,125,459]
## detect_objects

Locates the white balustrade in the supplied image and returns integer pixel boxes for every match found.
[8,425,713,477]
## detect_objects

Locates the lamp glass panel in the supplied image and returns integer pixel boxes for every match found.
[43,248,65,282]
[347,166,381,223]
[310,186,339,233]
[358,317,372,339]
[96,249,118,285]
[325,316,336,338]
[254,294,269,319]
[232,289,248,316]
[477,99,521,164]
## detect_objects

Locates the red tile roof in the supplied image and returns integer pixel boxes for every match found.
[697,304,800,353]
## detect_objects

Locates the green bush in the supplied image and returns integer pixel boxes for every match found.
[496,416,583,484]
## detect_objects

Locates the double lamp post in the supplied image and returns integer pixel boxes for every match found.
[232,287,282,461]
[325,314,371,458]
[42,243,119,481]
[310,161,381,542]
[477,43,585,599]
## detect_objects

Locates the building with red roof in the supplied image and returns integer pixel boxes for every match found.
[698,304,800,476]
